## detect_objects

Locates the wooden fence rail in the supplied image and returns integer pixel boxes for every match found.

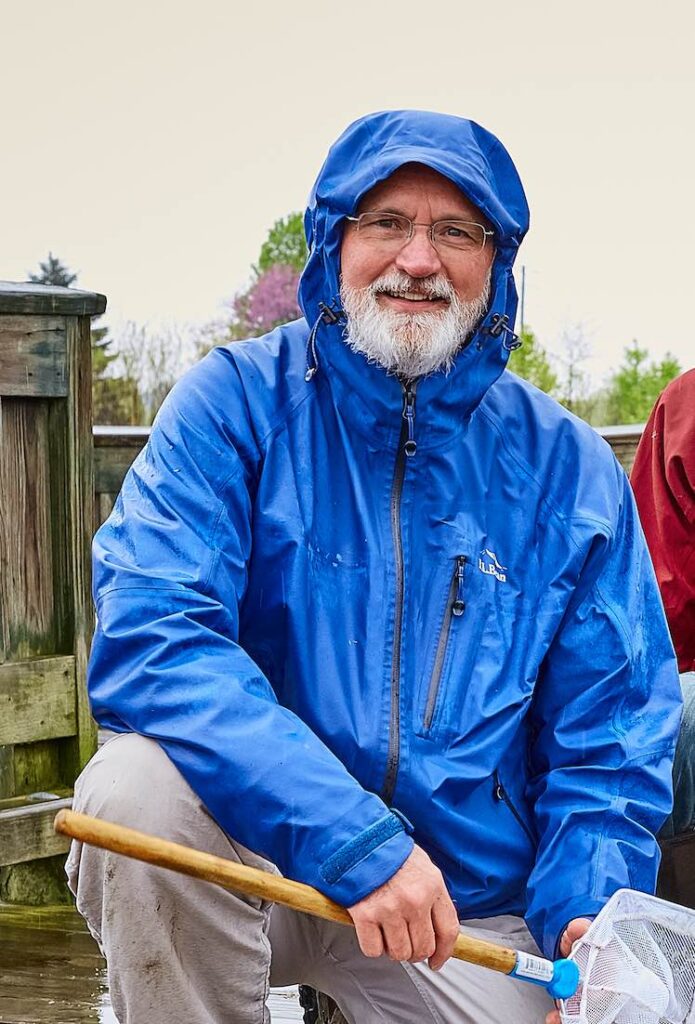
[93,422,645,530]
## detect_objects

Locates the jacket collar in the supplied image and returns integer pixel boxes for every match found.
[315,305,510,453]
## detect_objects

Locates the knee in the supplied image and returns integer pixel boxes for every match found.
[73,733,196,837]
[674,675,695,781]
[677,673,695,743]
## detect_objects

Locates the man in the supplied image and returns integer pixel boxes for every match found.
[631,370,695,898]
[68,111,681,1024]
[631,369,695,682]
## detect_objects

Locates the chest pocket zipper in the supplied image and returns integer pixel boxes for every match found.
[493,770,535,845]
[422,555,467,732]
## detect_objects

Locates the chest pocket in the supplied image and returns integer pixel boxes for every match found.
[415,547,539,742]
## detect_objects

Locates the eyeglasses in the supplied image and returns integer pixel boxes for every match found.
[345,212,494,254]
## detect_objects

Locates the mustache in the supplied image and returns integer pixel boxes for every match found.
[369,271,455,303]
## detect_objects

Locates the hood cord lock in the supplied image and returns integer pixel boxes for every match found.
[305,300,344,382]
[486,313,522,352]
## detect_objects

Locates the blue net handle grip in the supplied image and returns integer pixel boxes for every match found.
[509,951,580,999]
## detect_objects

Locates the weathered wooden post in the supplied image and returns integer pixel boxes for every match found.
[0,281,104,902]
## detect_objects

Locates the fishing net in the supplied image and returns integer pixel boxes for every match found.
[560,890,695,1024]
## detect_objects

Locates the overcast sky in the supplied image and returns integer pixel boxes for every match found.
[3,0,693,386]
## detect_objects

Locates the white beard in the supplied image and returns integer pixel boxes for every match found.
[340,270,491,379]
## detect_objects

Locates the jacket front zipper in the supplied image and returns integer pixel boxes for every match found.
[493,771,535,845]
[381,381,417,804]
[422,555,467,732]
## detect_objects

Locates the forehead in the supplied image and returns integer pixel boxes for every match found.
[357,163,487,223]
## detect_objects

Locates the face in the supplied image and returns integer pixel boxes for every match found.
[339,164,495,378]
[340,163,495,312]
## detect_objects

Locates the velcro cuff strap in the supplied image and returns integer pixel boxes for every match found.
[320,813,405,885]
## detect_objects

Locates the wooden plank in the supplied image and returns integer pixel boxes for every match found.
[0,399,59,661]
[0,797,72,866]
[95,492,116,535]
[0,281,106,317]
[13,741,64,796]
[93,424,151,446]
[0,747,13,800]
[0,315,68,397]
[63,317,97,777]
[595,425,643,474]
[0,787,71,811]
[0,657,76,746]
[47,399,73,661]
[94,444,142,494]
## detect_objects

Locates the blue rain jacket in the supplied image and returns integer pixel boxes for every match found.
[89,110,681,957]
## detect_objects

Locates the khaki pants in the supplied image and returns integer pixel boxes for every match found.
[67,734,553,1024]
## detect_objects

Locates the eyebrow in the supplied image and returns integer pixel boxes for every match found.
[363,205,484,222]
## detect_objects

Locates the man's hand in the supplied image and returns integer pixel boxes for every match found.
[347,845,460,970]
[545,918,593,1024]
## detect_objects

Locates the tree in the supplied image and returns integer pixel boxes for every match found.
[28,252,77,287]
[256,212,308,274]
[554,324,599,421]
[198,214,305,355]
[507,327,558,396]
[241,264,302,335]
[604,341,681,425]
[110,321,195,424]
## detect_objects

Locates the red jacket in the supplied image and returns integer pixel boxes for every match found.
[631,369,695,672]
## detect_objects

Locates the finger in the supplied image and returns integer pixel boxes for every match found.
[381,920,413,962]
[352,919,384,959]
[406,912,437,964]
[428,894,460,971]
[560,917,593,957]
[545,1011,561,1024]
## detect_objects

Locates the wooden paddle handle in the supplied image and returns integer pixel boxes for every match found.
[55,809,516,975]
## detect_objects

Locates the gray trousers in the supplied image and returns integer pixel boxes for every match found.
[67,734,553,1024]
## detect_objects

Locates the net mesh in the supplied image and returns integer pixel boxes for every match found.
[560,890,695,1024]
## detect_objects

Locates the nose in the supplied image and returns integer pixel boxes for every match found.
[394,226,443,278]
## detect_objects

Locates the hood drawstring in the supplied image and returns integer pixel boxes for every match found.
[486,313,522,352]
[304,300,344,382]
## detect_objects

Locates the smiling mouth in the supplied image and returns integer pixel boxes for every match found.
[377,289,448,303]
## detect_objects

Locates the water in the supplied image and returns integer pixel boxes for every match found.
[0,903,302,1023]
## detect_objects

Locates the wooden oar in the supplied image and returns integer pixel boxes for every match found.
[54,808,578,998]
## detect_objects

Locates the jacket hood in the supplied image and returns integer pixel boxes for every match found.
[298,109,529,358]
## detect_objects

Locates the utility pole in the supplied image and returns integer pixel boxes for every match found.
[520,265,526,335]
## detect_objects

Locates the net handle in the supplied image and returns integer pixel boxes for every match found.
[55,809,578,998]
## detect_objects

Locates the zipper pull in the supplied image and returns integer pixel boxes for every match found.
[493,771,503,801]
[452,555,467,616]
[402,385,417,457]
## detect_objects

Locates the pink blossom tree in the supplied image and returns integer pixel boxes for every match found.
[237,264,301,336]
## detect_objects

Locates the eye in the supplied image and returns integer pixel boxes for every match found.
[442,223,475,240]
[358,212,410,238]
[434,221,485,250]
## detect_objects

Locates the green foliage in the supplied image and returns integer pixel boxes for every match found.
[604,341,681,424]
[508,328,559,396]
[256,212,308,274]
[27,252,77,288]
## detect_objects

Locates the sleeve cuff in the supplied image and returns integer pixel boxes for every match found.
[318,814,415,906]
